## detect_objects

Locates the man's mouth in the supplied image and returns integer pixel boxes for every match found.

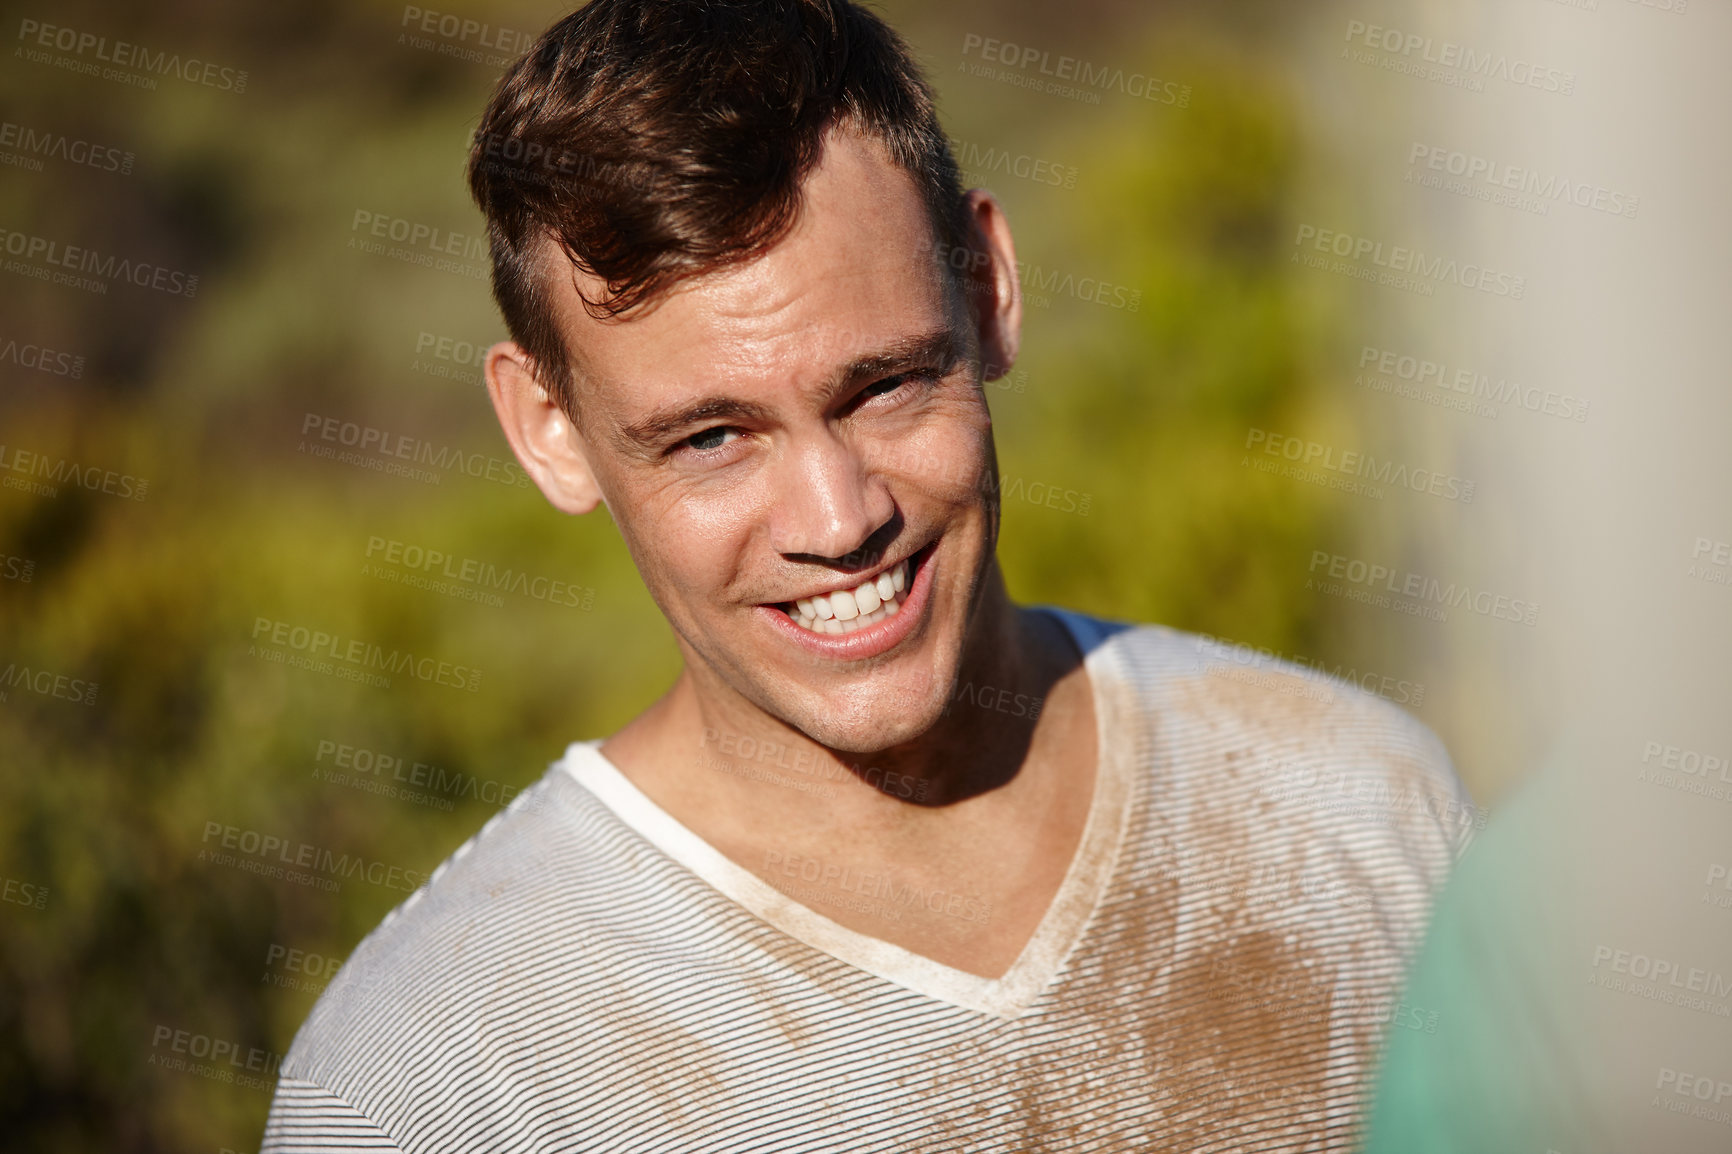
[775,550,921,635]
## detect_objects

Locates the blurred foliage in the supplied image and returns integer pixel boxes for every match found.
[1,1,1356,1150]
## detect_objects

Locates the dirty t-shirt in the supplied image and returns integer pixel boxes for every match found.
[260,609,1473,1153]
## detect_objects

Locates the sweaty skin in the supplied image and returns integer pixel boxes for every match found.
[484,124,1097,979]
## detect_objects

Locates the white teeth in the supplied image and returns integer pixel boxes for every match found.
[855,581,881,614]
[783,554,918,634]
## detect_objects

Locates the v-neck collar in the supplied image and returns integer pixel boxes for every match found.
[556,607,1136,1019]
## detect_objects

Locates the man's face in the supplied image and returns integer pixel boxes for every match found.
[513,126,1017,754]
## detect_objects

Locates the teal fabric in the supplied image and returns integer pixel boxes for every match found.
[1362,727,1732,1154]
[1361,769,1604,1154]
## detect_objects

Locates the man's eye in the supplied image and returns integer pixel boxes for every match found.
[685,426,739,452]
[861,375,911,400]
[858,371,936,406]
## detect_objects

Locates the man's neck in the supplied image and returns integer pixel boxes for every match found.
[607,574,1075,820]
[597,582,1099,979]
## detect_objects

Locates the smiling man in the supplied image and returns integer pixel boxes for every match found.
[261,2,1474,1151]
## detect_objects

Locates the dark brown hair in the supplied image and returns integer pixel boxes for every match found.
[466,0,970,407]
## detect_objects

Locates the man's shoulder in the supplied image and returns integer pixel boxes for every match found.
[1052,608,1478,857]
[278,748,665,1090]
[1054,608,1429,725]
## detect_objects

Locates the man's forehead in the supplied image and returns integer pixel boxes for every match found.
[540,127,955,408]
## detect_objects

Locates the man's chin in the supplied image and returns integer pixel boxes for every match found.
[794,709,946,758]
[760,676,952,757]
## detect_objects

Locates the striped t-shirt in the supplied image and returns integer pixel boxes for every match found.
[261,609,1472,1152]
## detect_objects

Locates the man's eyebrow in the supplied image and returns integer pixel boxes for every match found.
[838,328,962,384]
[615,327,964,450]
[617,397,777,450]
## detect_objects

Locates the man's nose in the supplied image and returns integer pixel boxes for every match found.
[768,432,895,564]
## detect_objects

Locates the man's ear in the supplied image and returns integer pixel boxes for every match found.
[484,341,606,515]
[961,188,1022,382]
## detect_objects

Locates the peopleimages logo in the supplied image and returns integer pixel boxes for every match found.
[1307,550,1539,627]
[929,239,1140,312]
[1246,428,1476,503]
[1688,536,1731,588]
[951,138,1079,190]
[1190,631,1426,708]
[0,119,134,175]
[0,333,85,379]
[1356,345,1590,424]
[148,1024,280,1092]
[298,411,531,489]
[399,6,534,54]
[0,552,34,584]
[1652,1067,1732,1129]
[1293,224,1525,299]
[313,738,535,811]
[349,209,488,281]
[0,660,98,705]
[761,848,993,926]
[411,330,488,388]
[0,443,149,501]
[199,820,428,894]
[350,209,487,263]
[363,535,595,611]
[15,18,249,93]
[1636,739,1732,804]
[1,876,48,911]
[1406,143,1639,220]
[249,616,483,693]
[1261,757,1487,833]
[960,33,1191,106]
[0,225,198,297]
[1589,945,1731,1018]
[261,942,342,995]
[1341,19,1575,96]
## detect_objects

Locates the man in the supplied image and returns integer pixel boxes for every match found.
[263,1,1472,1149]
